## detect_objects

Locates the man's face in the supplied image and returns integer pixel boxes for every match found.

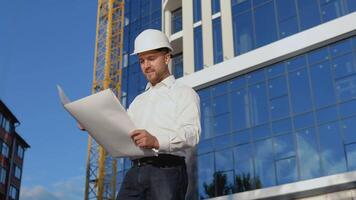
[138,50,171,86]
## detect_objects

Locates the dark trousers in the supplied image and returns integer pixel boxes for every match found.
[116,164,188,200]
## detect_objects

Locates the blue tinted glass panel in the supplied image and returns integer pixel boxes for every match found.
[341,116,356,143]
[310,62,336,108]
[254,139,276,187]
[198,153,215,199]
[214,134,232,150]
[172,54,183,78]
[229,76,246,90]
[289,68,313,114]
[276,0,296,21]
[332,53,356,78]
[286,56,306,71]
[213,17,224,64]
[231,89,250,130]
[252,124,271,140]
[274,133,295,159]
[272,118,292,135]
[213,95,229,115]
[212,82,228,96]
[201,102,214,139]
[198,88,211,100]
[193,0,202,22]
[216,149,234,171]
[319,122,347,175]
[267,63,285,78]
[294,112,315,130]
[247,70,265,84]
[231,0,252,15]
[254,1,278,47]
[232,11,254,55]
[332,53,356,79]
[335,75,356,102]
[320,0,346,22]
[330,39,353,57]
[198,139,214,154]
[308,47,330,65]
[297,0,321,30]
[296,128,321,180]
[279,17,298,38]
[232,130,250,145]
[316,106,338,125]
[339,99,356,118]
[347,0,356,12]
[171,8,182,34]
[214,113,231,136]
[249,83,269,126]
[212,0,221,14]
[194,26,204,71]
[268,76,288,98]
[276,158,297,184]
[234,144,254,187]
[253,0,271,7]
[270,96,290,121]
[214,171,234,195]
[346,143,356,171]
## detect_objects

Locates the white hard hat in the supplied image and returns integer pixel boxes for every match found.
[131,29,173,55]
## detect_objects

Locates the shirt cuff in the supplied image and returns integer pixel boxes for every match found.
[155,132,170,152]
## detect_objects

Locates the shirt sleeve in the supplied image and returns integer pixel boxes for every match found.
[157,88,201,152]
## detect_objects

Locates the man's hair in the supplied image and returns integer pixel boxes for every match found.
[156,47,172,57]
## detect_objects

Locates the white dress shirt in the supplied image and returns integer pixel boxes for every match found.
[127,75,201,157]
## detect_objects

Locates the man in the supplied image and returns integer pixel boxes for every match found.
[117,29,201,200]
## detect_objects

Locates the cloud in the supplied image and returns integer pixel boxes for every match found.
[20,186,60,200]
[21,176,84,200]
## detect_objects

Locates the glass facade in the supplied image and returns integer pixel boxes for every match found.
[231,0,356,56]
[197,36,356,199]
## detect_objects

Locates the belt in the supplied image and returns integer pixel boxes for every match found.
[132,154,185,168]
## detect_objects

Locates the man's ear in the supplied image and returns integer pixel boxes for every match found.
[165,54,171,65]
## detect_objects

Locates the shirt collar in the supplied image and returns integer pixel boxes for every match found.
[145,75,175,90]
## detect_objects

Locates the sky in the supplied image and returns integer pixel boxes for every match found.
[0,0,98,199]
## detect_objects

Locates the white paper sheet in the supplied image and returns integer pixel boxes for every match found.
[57,85,156,158]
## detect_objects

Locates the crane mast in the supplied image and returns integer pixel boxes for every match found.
[84,0,125,199]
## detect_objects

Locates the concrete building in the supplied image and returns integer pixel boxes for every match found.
[120,0,356,199]
[0,100,30,200]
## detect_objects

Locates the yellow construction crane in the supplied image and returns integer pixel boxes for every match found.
[84,0,125,199]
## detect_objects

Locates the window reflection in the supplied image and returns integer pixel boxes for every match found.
[197,36,356,198]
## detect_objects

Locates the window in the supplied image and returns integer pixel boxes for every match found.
[0,167,6,184]
[211,0,220,14]
[212,17,223,64]
[9,185,18,200]
[2,143,9,158]
[14,165,21,179]
[193,0,202,22]
[232,10,254,55]
[253,1,278,47]
[194,26,203,71]
[172,53,183,78]
[171,8,182,34]
[17,145,24,159]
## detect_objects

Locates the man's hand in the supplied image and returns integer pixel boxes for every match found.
[130,129,159,149]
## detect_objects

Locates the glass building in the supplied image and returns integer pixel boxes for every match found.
[121,0,356,199]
